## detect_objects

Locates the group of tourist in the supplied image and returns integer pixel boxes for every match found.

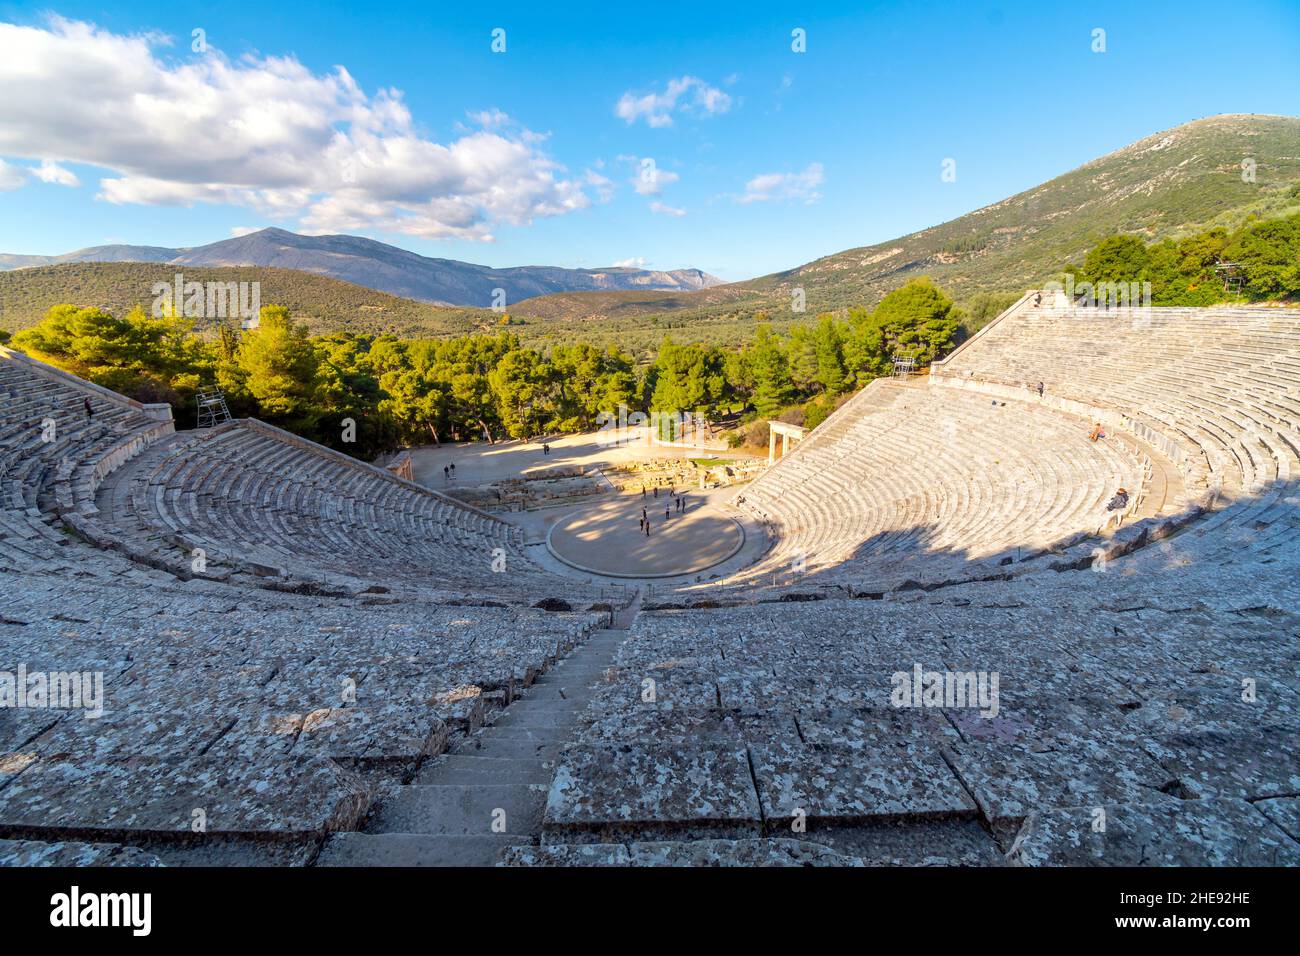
[638,488,688,537]
[442,462,457,481]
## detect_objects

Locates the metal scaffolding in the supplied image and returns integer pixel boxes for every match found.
[196,389,232,429]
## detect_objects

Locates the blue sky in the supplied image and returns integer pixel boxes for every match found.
[0,0,1297,281]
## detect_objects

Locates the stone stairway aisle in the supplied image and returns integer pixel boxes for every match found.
[316,593,641,867]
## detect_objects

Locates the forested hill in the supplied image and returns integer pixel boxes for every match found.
[0,263,493,338]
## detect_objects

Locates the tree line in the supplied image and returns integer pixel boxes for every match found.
[1063,207,1300,305]
[8,278,961,459]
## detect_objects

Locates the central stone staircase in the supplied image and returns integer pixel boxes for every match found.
[316,594,642,866]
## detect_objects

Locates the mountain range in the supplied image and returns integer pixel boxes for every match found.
[0,228,723,307]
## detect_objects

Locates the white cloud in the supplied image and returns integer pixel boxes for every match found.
[467,107,509,129]
[618,155,679,196]
[615,76,732,128]
[33,160,80,187]
[0,157,81,189]
[613,257,648,268]
[631,165,678,197]
[0,17,601,241]
[0,159,26,191]
[230,225,262,237]
[736,163,824,204]
[616,156,683,215]
[583,168,615,203]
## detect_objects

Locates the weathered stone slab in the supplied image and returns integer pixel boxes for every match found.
[0,838,163,867]
[943,738,1179,839]
[499,842,631,866]
[0,754,373,838]
[502,838,859,866]
[368,783,546,836]
[810,818,1004,866]
[716,672,875,711]
[583,673,720,714]
[1144,725,1300,800]
[1122,673,1300,735]
[545,744,761,833]
[944,699,1140,751]
[751,738,976,828]
[628,837,859,866]
[0,709,63,759]
[798,708,961,749]
[29,704,244,763]
[1006,798,1300,866]
[212,707,449,774]
[1254,795,1300,842]
[577,707,796,748]
[319,831,520,867]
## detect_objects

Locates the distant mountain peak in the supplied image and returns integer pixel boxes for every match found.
[0,228,724,307]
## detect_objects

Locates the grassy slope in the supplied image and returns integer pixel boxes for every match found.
[514,114,1300,322]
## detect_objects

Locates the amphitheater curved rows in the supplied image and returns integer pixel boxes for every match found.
[2,296,1298,867]
[533,299,1299,865]
[714,299,1300,597]
[0,346,606,864]
[729,378,1156,590]
[930,300,1300,564]
[90,418,578,601]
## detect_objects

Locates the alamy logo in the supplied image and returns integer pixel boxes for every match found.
[0,666,104,719]
[50,886,151,936]
[152,272,260,325]
[1046,274,1152,310]
[891,663,1000,717]
[595,403,709,447]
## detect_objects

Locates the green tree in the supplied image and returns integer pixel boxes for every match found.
[723,349,755,408]
[785,323,821,394]
[1082,234,1150,285]
[231,305,319,418]
[1224,213,1300,299]
[812,314,847,395]
[550,343,637,429]
[648,338,727,415]
[13,303,207,407]
[748,324,794,418]
[862,278,959,366]
[843,306,889,387]
[488,348,555,440]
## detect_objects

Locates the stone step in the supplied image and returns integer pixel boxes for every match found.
[571,654,621,667]
[415,754,553,786]
[316,831,523,867]
[533,665,616,684]
[489,707,582,731]
[488,698,583,720]
[582,638,627,650]
[474,722,572,743]
[367,784,548,836]
[513,683,598,703]
[453,736,565,761]
[525,682,605,699]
